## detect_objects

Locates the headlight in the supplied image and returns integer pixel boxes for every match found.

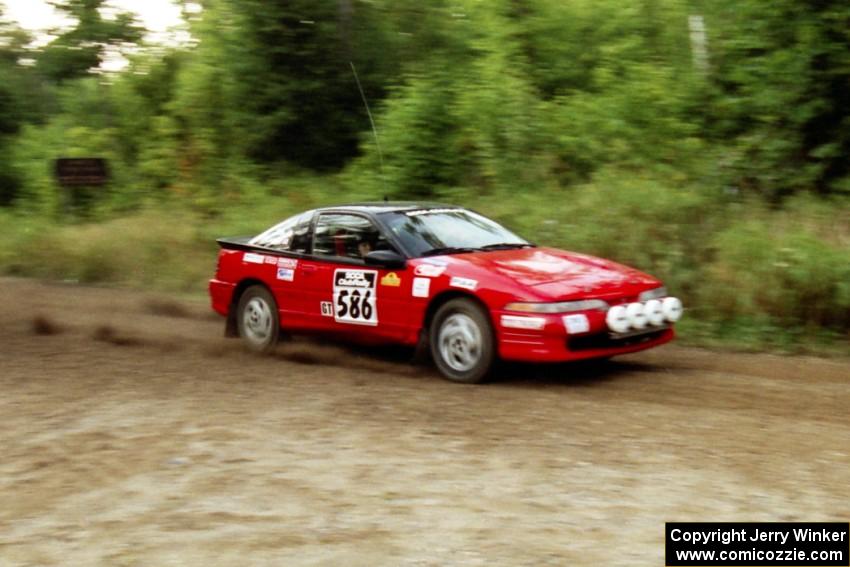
[504,299,609,313]
[638,286,667,302]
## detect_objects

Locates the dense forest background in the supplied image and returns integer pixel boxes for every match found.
[0,0,848,350]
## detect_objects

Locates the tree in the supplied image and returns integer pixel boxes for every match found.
[205,0,401,170]
[0,7,33,205]
[36,0,144,82]
[706,0,850,196]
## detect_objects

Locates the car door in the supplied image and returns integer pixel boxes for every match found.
[306,212,413,343]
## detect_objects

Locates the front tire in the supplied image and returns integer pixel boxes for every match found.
[236,285,280,353]
[429,298,495,383]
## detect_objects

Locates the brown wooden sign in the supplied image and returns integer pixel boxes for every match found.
[54,158,109,187]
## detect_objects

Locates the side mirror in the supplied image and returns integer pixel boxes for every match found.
[364,250,406,269]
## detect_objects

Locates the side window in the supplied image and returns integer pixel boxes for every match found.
[313,213,392,260]
[250,212,312,252]
[289,213,312,253]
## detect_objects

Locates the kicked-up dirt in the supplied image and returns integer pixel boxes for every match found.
[0,277,848,566]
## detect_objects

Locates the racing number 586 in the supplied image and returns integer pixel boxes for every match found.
[336,289,373,321]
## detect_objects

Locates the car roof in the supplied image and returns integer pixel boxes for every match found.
[316,201,461,214]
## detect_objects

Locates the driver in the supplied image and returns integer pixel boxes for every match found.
[357,238,372,258]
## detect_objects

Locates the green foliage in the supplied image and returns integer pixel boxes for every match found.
[0,12,56,129]
[36,0,144,82]
[706,0,850,196]
[194,0,398,170]
[0,178,342,291]
[700,197,850,330]
[0,11,24,205]
[358,72,463,198]
[0,65,20,204]
[1,0,849,351]
[0,208,210,289]
[0,154,17,206]
[349,0,706,194]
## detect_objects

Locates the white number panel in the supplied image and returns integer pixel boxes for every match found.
[333,269,378,326]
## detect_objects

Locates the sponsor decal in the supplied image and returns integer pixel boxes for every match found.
[412,277,431,298]
[333,269,378,326]
[414,264,446,277]
[380,272,401,287]
[421,257,448,266]
[563,314,590,334]
[264,256,278,265]
[320,301,334,317]
[449,276,478,291]
[243,252,265,264]
[277,257,298,269]
[276,267,295,282]
[501,315,546,331]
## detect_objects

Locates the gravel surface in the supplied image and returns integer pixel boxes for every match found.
[1,278,847,566]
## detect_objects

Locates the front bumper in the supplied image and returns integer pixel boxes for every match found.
[494,309,675,363]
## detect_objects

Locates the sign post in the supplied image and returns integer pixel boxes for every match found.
[54,158,109,215]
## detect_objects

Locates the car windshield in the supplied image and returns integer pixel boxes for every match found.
[382,208,530,257]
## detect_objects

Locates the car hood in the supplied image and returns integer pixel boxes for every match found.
[457,247,659,298]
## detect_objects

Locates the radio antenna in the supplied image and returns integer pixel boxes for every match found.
[350,62,386,194]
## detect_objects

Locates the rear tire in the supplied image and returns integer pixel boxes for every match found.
[429,298,495,384]
[236,285,280,353]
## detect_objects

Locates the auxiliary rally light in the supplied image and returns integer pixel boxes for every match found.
[625,302,648,330]
[644,299,664,326]
[605,297,683,333]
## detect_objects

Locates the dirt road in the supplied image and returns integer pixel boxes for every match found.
[0,278,847,566]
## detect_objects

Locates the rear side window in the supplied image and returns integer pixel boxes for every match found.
[250,211,313,252]
[289,214,312,253]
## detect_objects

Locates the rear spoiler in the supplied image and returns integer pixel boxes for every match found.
[216,236,254,251]
[215,237,304,261]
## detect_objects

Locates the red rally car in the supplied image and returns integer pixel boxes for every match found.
[209,203,683,383]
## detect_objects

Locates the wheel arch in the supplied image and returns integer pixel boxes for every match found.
[225,278,270,337]
[422,290,494,334]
